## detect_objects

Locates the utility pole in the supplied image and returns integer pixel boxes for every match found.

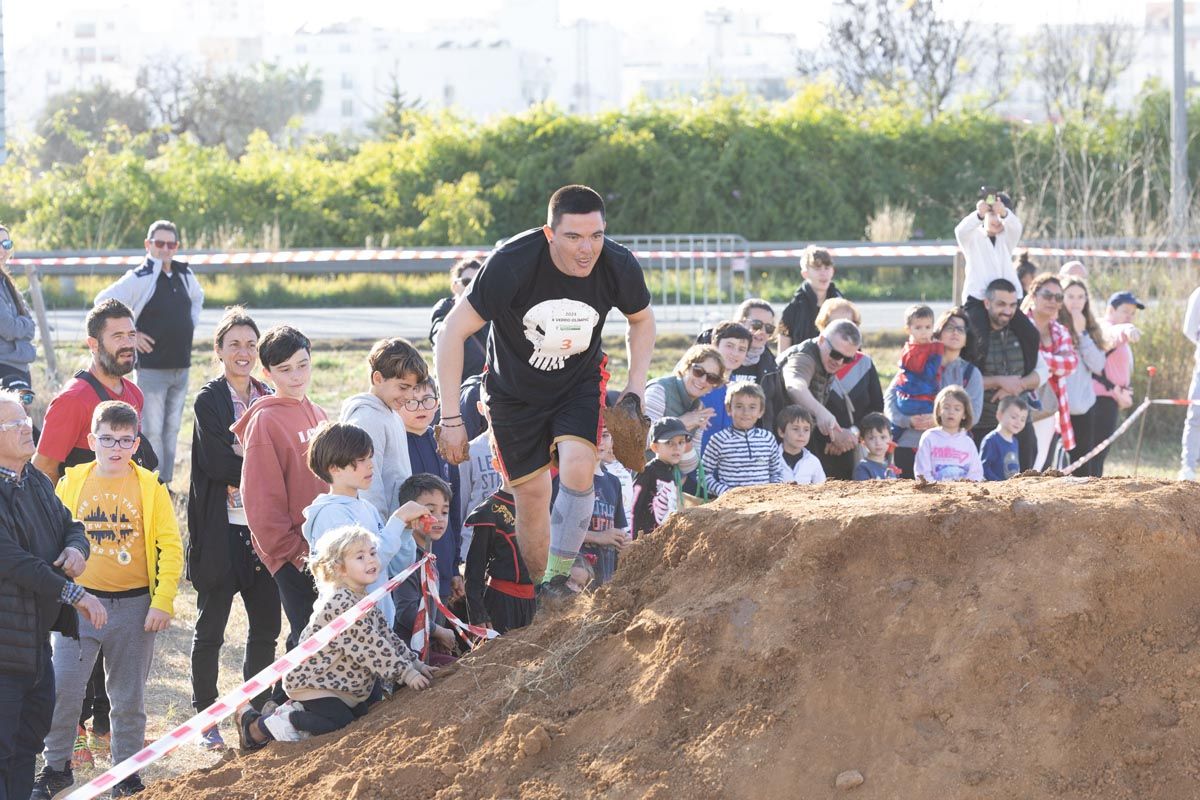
[0,0,7,166]
[1172,0,1189,242]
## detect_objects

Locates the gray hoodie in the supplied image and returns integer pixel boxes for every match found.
[457,432,502,559]
[340,391,413,520]
[301,492,414,626]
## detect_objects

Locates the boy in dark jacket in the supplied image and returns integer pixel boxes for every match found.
[392,474,458,665]
[400,378,463,603]
[631,417,689,539]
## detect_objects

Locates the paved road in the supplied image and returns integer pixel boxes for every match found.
[43,301,948,346]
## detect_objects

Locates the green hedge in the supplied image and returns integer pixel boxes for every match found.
[1,84,1194,250]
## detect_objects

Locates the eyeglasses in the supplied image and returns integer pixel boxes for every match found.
[688,363,724,386]
[941,323,967,335]
[0,240,13,251]
[0,416,31,432]
[151,240,179,250]
[1037,290,1064,303]
[740,318,776,335]
[403,396,439,411]
[96,433,138,449]
[827,347,856,364]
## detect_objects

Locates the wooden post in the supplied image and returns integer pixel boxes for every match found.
[22,261,59,389]
[951,251,965,306]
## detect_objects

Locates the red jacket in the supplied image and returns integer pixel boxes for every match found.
[231,396,328,574]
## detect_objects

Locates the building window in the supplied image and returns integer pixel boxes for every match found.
[338,43,352,54]
[76,47,97,63]
[296,43,307,54]
[341,73,353,90]
[443,84,455,105]
[341,99,354,117]
[100,47,119,63]
[74,22,96,38]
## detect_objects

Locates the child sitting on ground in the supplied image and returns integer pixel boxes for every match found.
[464,440,536,634]
[914,385,983,482]
[302,421,427,625]
[392,474,459,665]
[775,404,825,485]
[893,305,944,434]
[632,417,689,539]
[853,412,898,480]
[980,395,1028,481]
[236,525,433,750]
[701,383,783,496]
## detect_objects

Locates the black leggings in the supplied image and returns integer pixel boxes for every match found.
[291,696,370,736]
[79,654,110,735]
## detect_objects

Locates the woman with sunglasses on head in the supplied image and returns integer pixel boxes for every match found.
[886,308,983,478]
[0,225,39,391]
[644,345,726,477]
[1021,273,1079,470]
[94,219,204,487]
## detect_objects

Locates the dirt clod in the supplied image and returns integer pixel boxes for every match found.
[835,770,865,789]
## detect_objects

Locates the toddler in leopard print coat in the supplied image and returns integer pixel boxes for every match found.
[236,526,434,749]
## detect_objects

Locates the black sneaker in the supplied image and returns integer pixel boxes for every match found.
[537,574,579,609]
[110,773,145,797]
[30,763,74,800]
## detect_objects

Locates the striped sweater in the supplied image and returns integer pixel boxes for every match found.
[701,426,783,496]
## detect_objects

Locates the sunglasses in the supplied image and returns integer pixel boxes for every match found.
[458,276,472,287]
[1037,290,1064,303]
[0,239,12,251]
[740,318,776,335]
[688,363,724,387]
[151,240,179,250]
[827,347,856,364]
[0,415,31,432]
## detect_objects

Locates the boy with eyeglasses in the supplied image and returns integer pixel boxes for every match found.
[399,377,463,603]
[341,338,427,522]
[95,219,204,485]
[36,401,182,799]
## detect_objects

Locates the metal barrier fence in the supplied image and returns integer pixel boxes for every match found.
[617,233,751,321]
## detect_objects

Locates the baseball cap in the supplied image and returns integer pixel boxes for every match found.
[650,416,688,442]
[1108,291,1145,310]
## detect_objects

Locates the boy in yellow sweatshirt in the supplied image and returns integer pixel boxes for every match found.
[36,401,182,798]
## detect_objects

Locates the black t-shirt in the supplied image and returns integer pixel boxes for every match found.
[137,270,194,369]
[466,228,650,404]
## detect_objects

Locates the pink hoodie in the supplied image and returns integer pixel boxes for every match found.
[231,395,328,574]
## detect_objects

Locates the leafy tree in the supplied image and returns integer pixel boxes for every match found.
[1023,22,1138,120]
[36,82,153,167]
[138,62,322,155]
[367,75,424,139]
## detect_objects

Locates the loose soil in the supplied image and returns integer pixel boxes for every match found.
[143,478,1200,799]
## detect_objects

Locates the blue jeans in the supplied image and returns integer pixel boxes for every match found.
[136,367,190,484]
[0,641,55,800]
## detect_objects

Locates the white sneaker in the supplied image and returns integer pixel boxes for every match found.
[1180,466,1197,481]
[261,702,308,742]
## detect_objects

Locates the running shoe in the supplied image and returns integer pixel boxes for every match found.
[30,764,74,800]
[71,724,94,768]
[198,725,225,751]
[110,773,145,796]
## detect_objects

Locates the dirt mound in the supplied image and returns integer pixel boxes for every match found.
[148,478,1200,799]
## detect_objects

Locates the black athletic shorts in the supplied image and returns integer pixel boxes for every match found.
[485,358,608,486]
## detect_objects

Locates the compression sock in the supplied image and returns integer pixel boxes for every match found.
[544,482,595,582]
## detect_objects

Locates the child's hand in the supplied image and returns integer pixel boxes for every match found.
[395,501,435,532]
[404,669,431,690]
[144,608,172,632]
[449,575,465,601]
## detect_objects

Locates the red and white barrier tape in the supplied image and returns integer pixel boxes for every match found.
[64,554,493,800]
[1062,399,1152,475]
[14,242,1200,269]
[409,557,498,661]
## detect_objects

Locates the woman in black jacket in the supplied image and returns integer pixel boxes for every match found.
[186,308,279,751]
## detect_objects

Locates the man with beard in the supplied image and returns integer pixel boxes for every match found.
[31,299,155,770]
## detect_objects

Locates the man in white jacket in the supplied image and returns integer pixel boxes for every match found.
[1180,286,1200,479]
[94,220,203,484]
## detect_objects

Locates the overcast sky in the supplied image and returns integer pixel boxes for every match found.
[4,0,1148,51]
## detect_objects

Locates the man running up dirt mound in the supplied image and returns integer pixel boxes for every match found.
[434,185,655,600]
